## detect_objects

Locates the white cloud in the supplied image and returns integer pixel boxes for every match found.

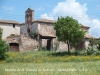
[2,5,14,14]
[90,19,100,37]
[35,7,44,11]
[41,13,54,20]
[40,0,100,38]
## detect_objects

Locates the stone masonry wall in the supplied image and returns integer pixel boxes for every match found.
[20,35,38,51]
[39,23,68,51]
[39,23,56,36]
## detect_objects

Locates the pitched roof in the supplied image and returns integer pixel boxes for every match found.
[0,20,20,24]
[79,24,90,29]
[85,34,94,39]
[33,19,56,23]
[39,33,56,39]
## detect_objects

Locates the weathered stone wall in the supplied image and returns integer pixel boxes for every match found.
[20,35,38,51]
[84,39,90,49]
[20,23,39,36]
[5,35,21,51]
[6,36,20,44]
[38,22,69,51]
[57,42,68,52]
[53,38,68,52]
[20,24,27,36]
[39,23,56,36]
[31,23,38,33]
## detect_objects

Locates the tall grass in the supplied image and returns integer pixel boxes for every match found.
[4,51,100,63]
[0,51,100,75]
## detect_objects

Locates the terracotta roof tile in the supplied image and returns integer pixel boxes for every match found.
[79,24,90,28]
[85,34,93,39]
[0,20,20,24]
[33,19,56,23]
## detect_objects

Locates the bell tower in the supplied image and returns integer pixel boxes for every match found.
[25,8,34,26]
[25,8,34,35]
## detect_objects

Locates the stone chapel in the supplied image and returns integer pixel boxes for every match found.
[0,8,93,51]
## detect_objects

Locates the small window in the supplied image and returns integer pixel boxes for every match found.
[13,24,15,28]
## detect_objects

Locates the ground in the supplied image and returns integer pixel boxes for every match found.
[0,51,100,75]
[0,61,100,75]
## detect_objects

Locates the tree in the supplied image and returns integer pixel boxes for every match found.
[0,27,8,60]
[54,16,85,53]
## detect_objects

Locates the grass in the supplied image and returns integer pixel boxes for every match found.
[0,51,100,75]
[0,61,100,75]
[4,51,100,63]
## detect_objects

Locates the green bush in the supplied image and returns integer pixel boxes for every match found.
[71,50,84,56]
[0,28,8,60]
[83,45,100,55]
[0,40,8,60]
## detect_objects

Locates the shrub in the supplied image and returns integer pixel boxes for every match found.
[0,28,8,60]
[29,30,36,39]
[10,34,16,36]
[83,45,100,55]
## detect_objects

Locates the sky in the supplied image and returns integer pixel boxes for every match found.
[0,0,100,38]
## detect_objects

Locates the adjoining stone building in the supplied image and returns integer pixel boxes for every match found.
[0,8,93,52]
[0,20,21,51]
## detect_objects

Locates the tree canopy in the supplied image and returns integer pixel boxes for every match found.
[54,16,85,53]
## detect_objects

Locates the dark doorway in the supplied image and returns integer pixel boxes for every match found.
[47,39,51,50]
[38,34,56,51]
[10,43,19,51]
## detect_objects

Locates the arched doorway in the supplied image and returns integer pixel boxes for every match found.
[9,43,19,51]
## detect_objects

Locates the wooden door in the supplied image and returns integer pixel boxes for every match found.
[10,43,19,51]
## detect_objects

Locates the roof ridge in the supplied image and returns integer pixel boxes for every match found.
[0,19,20,24]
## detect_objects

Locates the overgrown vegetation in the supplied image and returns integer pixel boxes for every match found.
[10,34,16,36]
[29,30,35,38]
[4,51,100,63]
[83,46,100,55]
[0,28,8,60]
[82,37,100,55]
[29,30,37,40]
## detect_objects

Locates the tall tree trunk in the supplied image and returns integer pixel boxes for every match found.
[67,41,70,54]
[68,43,70,54]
